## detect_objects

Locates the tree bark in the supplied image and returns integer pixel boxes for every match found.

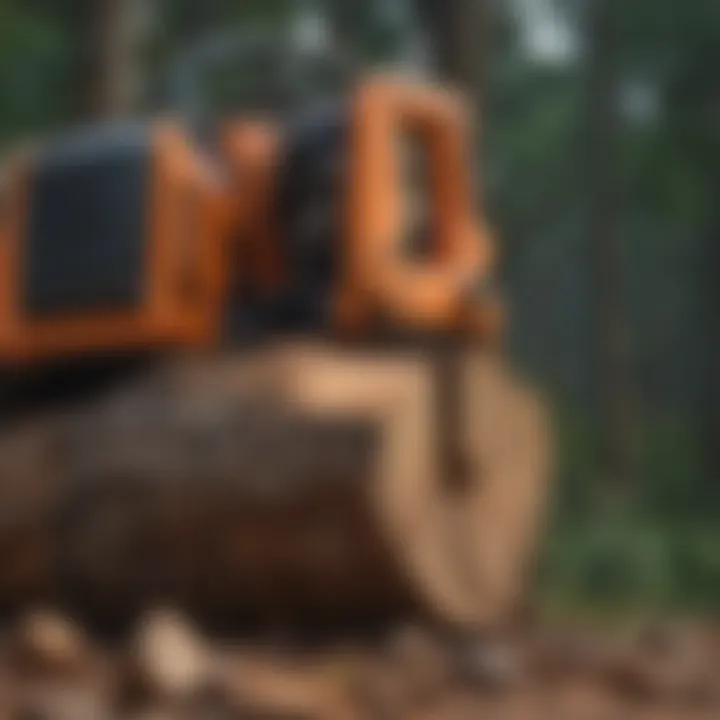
[81,0,152,120]
[703,157,720,486]
[586,0,634,492]
[414,0,488,101]
[412,0,489,490]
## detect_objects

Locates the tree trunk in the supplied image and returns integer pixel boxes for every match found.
[322,0,377,76]
[412,0,489,490]
[324,1,362,51]
[81,0,152,120]
[414,0,488,101]
[704,158,720,486]
[586,0,634,492]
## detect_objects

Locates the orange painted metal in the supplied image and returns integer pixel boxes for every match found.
[336,76,495,332]
[0,123,229,364]
[221,76,496,336]
[0,75,497,364]
[222,121,285,297]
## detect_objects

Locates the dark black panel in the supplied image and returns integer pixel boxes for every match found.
[24,123,152,318]
[273,105,348,331]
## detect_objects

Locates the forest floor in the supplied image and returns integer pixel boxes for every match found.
[1,610,719,719]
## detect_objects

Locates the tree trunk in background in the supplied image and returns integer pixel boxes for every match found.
[322,0,389,76]
[414,0,488,102]
[177,0,226,38]
[324,0,362,57]
[413,0,488,490]
[586,0,634,493]
[81,0,152,120]
[704,159,720,486]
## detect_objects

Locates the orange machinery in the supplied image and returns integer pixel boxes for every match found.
[0,76,498,366]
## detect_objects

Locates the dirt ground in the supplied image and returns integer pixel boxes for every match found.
[1,609,718,720]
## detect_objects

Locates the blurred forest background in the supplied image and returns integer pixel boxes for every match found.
[0,0,717,615]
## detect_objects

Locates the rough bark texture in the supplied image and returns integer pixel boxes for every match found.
[0,344,550,635]
[81,0,151,120]
[415,0,488,99]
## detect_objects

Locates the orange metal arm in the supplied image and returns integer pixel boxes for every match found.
[337,76,495,333]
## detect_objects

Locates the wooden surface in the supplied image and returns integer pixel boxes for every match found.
[0,342,551,632]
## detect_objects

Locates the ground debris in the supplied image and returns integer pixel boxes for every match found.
[10,608,94,679]
[119,608,216,709]
[0,616,717,719]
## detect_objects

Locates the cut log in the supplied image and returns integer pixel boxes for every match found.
[0,342,552,633]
